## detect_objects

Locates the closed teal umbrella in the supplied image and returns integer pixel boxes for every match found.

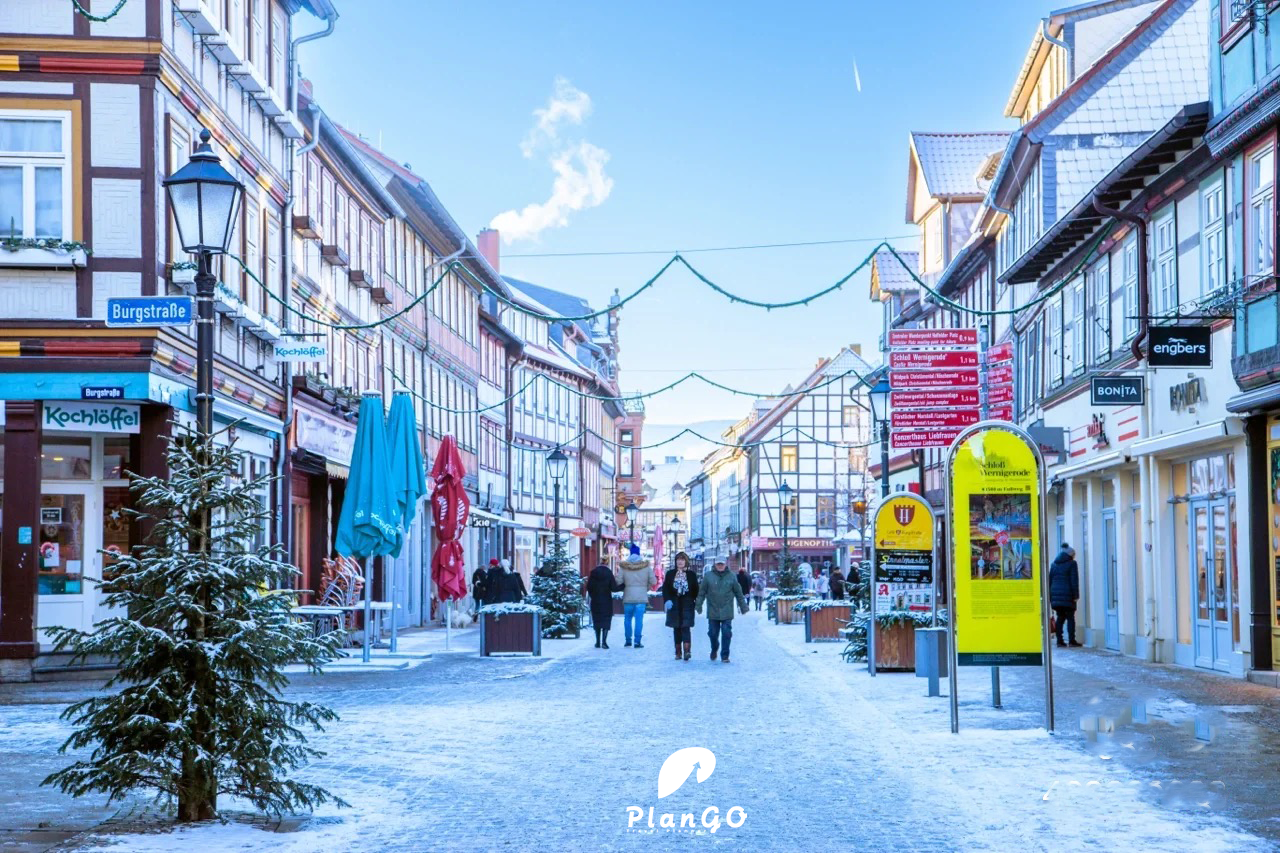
[385,391,426,651]
[335,392,402,662]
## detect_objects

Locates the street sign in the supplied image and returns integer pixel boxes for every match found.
[889,350,979,369]
[81,386,125,401]
[870,493,937,677]
[1090,376,1144,406]
[987,383,1014,405]
[891,427,965,449]
[888,329,978,348]
[104,296,194,327]
[986,365,1014,384]
[891,389,980,408]
[275,341,330,363]
[989,405,1013,421]
[987,341,1014,362]
[890,369,979,389]
[891,408,980,429]
[1148,325,1211,367]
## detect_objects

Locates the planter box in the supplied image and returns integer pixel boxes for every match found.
[479,610,541,656]
[774,598,806,625]
[874,621,916,671]
[804,604,853,642]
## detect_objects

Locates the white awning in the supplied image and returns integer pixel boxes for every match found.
[1049,450,1125,482]
[1128,418,1243,458]
[470,507,520,528]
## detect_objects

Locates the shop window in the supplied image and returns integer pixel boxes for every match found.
[41,439,91,480]
[101,437,132,480]
[0,111,72,240]
[38,493,84,595]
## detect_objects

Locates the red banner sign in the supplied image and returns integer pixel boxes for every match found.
[987,341,1014,362]
[888,329,978,348]
[891,408,981,428]
[986,365,1014,384]
[889,350,979,369]
[891,427,965,449]
[987,383,1014,405]
[989,405,1014,422]
[890,389,980,408]
[890,369,979,389]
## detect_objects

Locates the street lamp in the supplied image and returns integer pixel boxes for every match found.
[546,446,568,542]
[668,515,683,571]
[852,498,868,573]
[778,479,793,579]
[625,500,638,545]
[868,376,891,499]
[163,129,245,441]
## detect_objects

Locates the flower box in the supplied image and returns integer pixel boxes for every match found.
[478,605,541,656]
[0,246,87,268]
[800,602,853,642]
[773,595,808,625]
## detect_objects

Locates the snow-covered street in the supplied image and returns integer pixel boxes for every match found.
[1,610,1276,852]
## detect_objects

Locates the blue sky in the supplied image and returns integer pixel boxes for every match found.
[305,1,1059,430]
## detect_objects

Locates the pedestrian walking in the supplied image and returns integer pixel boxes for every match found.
[750,572,766,611]
[662,552,699,661]
[695,558,749,663]
[618,544,655,648]
[471,560,496,622]
[816,565,830,598]
[496,560,528,604]
[799,562,815,595]
[736,567,751,598]
[830,566,846,601]
[485,558,506,604]
[1049,543,1081,647]
[585,563,622,649]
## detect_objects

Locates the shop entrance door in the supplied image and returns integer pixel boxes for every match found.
[1102,511,1119,651]
[1191,498,1234,672]
[36,484,100,647]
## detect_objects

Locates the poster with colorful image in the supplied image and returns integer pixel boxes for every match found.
[968,494,1033,580]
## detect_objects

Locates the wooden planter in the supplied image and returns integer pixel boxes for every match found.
[874,621,916,671]
[480,610,542,656]
[774,598,806,625]
[804,604,853,642]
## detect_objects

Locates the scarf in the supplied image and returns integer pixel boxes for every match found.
[673,569,688,596]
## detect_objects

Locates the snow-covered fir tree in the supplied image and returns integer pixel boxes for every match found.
[775,549,804,595]
[43,425,344,822]
[528,534,582,638]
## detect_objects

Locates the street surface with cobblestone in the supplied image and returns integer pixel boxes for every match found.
[2,610,1278,852]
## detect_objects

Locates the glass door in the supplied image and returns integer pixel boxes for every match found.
[1210,499,1234,671]
[36,484,99,647]
[1103,511,1119,651]
[1190,498,1235,672]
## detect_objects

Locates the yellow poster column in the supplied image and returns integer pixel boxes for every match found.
[945,422,1053,732]
[870,494,936,675]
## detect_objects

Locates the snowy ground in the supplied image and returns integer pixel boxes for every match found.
[1,611,1276,851]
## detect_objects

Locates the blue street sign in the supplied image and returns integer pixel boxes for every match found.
[105,296,194,328]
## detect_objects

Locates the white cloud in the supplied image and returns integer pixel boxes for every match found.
[490,142,613,242]
[493,78,612,243]
[520,77,592,158]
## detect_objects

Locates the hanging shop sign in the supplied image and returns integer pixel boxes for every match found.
[1148,325,1211,368]
[890,369,979,390]
[870,493,936,675]
[1090,376,1144,406]
[891,389,980,408]
[891,427,965,449]
[42,402,140,433]
[294,405,356,464]
[891,409,980,429]
[888,329,978,348]
[888,350,979,369]
[275,341,330,363]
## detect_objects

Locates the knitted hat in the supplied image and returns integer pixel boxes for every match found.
[489,558,500,566]
[629,543,641,556]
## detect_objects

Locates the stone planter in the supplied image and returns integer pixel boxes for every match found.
[803,603,853,642]
[479,610,541,656]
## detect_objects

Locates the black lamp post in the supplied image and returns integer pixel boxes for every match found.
[163,129,245,443]
[778,479,793,578]
[625,500,638,546]
[868,376,891,499]
[668,515,683,571]
[546,447,569,544]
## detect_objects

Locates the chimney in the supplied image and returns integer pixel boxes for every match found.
[851,343,861,356]
[477,228,500,273]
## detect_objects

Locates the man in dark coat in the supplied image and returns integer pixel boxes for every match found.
[471,561,496,622]
[830,567,846,600]
[736,568,751,598]
[1049,544,1081,647]
[585,564,622,648]
[496,560,527,604]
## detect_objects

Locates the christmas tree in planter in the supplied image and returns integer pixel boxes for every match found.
[774,549,804,595]
[528,533,582,638]
[42,425,345,822]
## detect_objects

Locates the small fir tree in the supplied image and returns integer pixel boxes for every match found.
[528,534,582,638]
[43,425,345,822]
[775,548,804,595]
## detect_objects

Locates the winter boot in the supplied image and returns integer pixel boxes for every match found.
[683,644,691,662]
[594,628,602,649]
[675,640,683,660]
[601,631,610,650]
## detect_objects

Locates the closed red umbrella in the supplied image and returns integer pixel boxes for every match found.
[430,436,470,604]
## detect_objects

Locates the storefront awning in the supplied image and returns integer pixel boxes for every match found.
[1128,419,1243,458]
[1049,450,1126,482]
[470,507,520,528]
[1226,384,1280,414]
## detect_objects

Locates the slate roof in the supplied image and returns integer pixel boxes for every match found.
[869,248,920,298]
[909,132,1010,199]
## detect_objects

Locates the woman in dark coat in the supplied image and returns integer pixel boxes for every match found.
[1048,544,1081,647]
[585,563,622,649]
[663,552,699,661]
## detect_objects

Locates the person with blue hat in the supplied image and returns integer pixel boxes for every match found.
[617,542,655,648]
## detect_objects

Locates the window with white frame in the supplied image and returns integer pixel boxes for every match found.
[1153,212,1178,315]
[0,111,72,240]
[1202,179,1225,295]
[1089,257,1110,362]
[1048,295,1063,387]
[1122,234,1139,339]
[1248,142,1275,279]
[1069,278,1085,376]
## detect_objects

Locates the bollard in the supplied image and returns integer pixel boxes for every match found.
[915,627,948,697]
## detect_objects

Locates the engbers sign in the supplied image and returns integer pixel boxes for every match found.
[1148,325,1211,367]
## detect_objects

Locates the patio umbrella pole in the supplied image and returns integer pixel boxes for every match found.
[362,558,373,663]
[389,559,398,654]
[445,598,451,650]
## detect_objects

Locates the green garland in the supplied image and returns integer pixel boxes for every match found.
[1,236,91,257]
[70,0,129,22]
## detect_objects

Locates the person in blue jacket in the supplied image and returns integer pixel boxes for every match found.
[1049,544,1082,647]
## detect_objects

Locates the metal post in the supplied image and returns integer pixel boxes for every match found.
[553,481,561,543]
[194,251,216,439]
[991,666,1002,708]
[978,323,999,702]
[869,531,877,678]
[879,422,890,498]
